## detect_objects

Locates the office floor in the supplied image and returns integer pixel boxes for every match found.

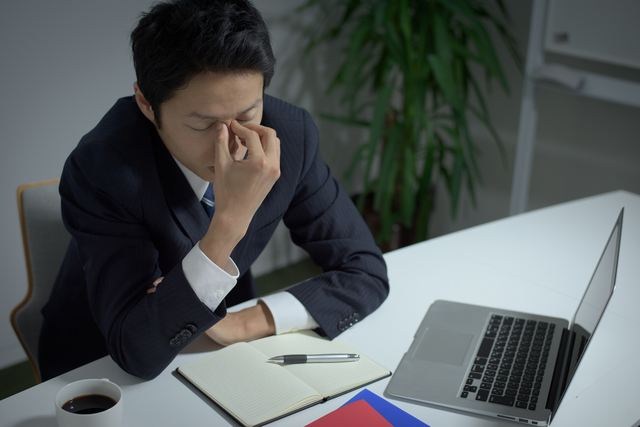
[0,257,321,400]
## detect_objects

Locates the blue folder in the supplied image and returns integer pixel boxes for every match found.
[342,389,429,427]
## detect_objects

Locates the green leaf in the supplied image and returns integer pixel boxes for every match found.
[463,22,509,93]
[428,55,462,112]
[459,116,482,183]
[414,6,431,74]
[494,0,510,21]
[449,37,482,64]
[297,0,522,246]
[340,21,373,105]
[434,13,452,63]
[415,125,435,241]
[381,16,407,70]
[357,80,395,210]
[319,113,369,127]
[338,0,365,30]
[417,115,436,198]
[465,162,478,207]
[378,158,399,244]
[450,146,464,217]
[398,0,412,45]
[467,69,491,124]
[467,104,508,170]
[344,143,370,183]
[401,143,416,227]
[486,17,523,73]
[374,122,401,211]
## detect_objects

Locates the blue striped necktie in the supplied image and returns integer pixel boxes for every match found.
[201,183,215,218]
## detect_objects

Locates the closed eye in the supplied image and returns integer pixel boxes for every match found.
[190,123,213,132]
[190,116,253,131]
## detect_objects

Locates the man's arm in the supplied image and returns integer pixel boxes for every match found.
[204,301,275,345]
[199,120,280,272]
[148,276,275,346]
[281,109,389,339]
[196,119,281,345]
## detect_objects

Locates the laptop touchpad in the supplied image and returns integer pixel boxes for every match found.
[413,328,473,366]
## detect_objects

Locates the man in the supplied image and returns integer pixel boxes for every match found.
[38,0,388,381]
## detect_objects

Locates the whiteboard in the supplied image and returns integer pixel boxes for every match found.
[545,0,640,70]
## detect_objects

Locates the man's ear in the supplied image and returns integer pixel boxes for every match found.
[133,82,156,124]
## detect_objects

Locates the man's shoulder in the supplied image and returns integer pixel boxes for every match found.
[263,94,309,124]
[72,96,154,160]
[78,96,151,150]
[64,96,158,187]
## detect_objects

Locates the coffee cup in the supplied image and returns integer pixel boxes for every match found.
[54,378,123,427]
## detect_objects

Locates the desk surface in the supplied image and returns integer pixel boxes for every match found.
[2,190,639,427]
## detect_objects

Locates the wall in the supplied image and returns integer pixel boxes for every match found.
[1,0,639,369]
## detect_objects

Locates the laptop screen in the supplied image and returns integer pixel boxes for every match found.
[556,209,623,413]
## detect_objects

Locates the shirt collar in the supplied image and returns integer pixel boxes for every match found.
[171,156,210,201]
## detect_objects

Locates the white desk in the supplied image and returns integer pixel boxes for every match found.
[2,190,639,427]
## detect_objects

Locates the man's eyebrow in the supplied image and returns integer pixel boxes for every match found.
[186,99,262,120]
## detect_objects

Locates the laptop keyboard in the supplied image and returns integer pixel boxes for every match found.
[459,314,556,411]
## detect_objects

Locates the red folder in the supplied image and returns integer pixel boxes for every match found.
[305,399,393,427]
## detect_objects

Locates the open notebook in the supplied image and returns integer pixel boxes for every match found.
[178,330,390,427]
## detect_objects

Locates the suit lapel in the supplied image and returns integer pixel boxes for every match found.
[150,128,210,245]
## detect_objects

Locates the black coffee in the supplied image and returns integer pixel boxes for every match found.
[62,394,117,414]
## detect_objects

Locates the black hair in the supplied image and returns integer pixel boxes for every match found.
[131,0,275,126]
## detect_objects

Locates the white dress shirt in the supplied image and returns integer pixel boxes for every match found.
[173,157,319,334]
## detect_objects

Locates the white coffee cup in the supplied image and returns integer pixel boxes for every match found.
[54,378,123,427]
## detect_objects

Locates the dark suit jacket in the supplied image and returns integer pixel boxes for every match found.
[39,95,388,380]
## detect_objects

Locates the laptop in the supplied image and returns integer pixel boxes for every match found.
[385,209,624,426]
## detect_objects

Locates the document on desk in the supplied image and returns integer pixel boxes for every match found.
[177,330,390,427]
[342,389,429,426]
[304,388,429,427]
[306,399,393,426]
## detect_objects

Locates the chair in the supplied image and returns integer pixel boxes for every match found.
[10,179,71,383]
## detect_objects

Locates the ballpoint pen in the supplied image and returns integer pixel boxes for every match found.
[268,354,360,364]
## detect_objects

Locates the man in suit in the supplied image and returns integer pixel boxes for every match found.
[38,0,388,380]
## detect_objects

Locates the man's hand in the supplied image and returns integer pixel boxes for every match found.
[205,301,276,346]
[212,119,280,228]
[197,120,279,344]
[213,120,280,222]
[148,277,275,345]
[146,276,164,294]
[199,120,280,269]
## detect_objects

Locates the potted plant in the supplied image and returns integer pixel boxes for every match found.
[298,0,522,250]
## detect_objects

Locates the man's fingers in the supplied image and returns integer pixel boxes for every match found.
[244,122,280,159]
[214,122,233,166]
[232,120,281,164]
[230,120,263,156]
[147,276,164,294]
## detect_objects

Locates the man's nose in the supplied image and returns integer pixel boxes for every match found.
[216,120,237,143]
[222,122,241,155]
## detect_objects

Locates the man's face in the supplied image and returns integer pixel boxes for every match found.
[153,72,264,182]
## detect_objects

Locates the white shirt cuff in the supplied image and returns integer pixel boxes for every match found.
[260,292,319,335]
[182,242,239,311]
